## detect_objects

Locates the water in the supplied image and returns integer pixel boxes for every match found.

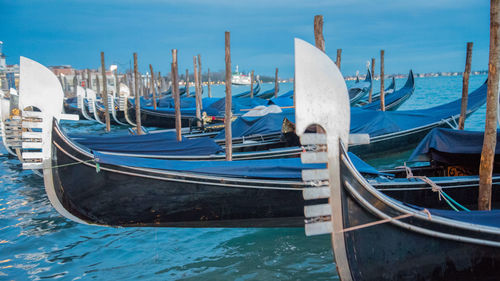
[0,75,489,280]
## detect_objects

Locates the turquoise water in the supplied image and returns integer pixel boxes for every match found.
[0,75,489,280]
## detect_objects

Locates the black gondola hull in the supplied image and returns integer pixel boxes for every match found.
[336,148,500,281]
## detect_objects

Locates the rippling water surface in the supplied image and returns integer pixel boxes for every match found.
[0,75,489,280]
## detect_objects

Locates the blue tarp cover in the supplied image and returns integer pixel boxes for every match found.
[215,112,295,140]
[350,81,487,137]
[73,131,224,156]
[92,150,383,178]
[426,208,500,228]
[409,128,500,162]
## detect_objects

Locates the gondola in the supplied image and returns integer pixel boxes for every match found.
[255,85,278,99]
[232,81,261,98]
[295,39,500,281]
[356,75,396,106]
[348,69,372,105]
[357,70,415,111]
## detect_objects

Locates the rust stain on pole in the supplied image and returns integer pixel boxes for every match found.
[458,42,473,130]
[100,52,111,132]
[380,50,385,112]
[133,52,143,135]
[225,31,232,161]
[314,15,325,52]
[172,49,182,142]
[369,58,375,103]
[479,0,499,211]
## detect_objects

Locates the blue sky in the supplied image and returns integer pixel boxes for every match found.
[0,0,490,78]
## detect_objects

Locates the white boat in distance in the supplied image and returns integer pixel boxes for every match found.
[231,65,252,85]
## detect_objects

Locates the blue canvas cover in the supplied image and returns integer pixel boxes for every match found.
[350,81,487,137]
[424,208,500,228]
[73,131,224,156]
[92,150,384,179]
[214,112,295,140]
[409,128,500,162]
[212,81,487,140]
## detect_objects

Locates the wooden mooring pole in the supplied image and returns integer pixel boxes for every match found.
[172,49,182,142]
[114,69,119,96]
[458,42,473,130]
[225,31,232,161]
[133,53,143,135]
[336,49,342,70]
[380,50,385,111]
[150,64,157,110]
[86,69,91,89]
[185,69,190,97]
[193,56,202,127]
[274,68,279,98]
[250,70,254,98]
[207,68,212,98]
[197,54,202,96]
[314,15,325,52]
[479,0,500,211]
[100,52,111,132]
[369,58,375,103]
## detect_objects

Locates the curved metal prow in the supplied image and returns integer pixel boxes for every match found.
[78,86,93,120]
[294,39,352,281]
[109,93,127,125]
[18,56,83,224]
[0,90,17,156]
[403,69,415,89]
[123,97,137,126]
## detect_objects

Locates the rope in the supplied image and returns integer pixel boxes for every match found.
[338,208,432,233]
[38,158,100,173]
[396,164,470,212]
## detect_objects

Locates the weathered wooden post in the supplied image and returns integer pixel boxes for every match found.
[150,64,157,110]
[369,58,375,103]
[207,68,212,98]
[458,42,474,130]
[197,54,202,96]
[274,68,279,98]
[250,70,255,98]
[96,75,101,95]
[172,49,182,141]
[225,31,232,161]
[114,69,119,96]
[336,49,342,70]
[193,56,202,127]
[133,53,143,135]
[185,69,190,97]
[100,52,111,131]
[314,15,325,52]
[479,0,500,211]
[87,69,91,89]
[158,71,162,92]
[380,50,385,111]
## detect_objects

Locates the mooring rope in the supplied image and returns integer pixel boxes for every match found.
[338,208,432,233]
[397,164,470,212]
[39,158,101,173]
